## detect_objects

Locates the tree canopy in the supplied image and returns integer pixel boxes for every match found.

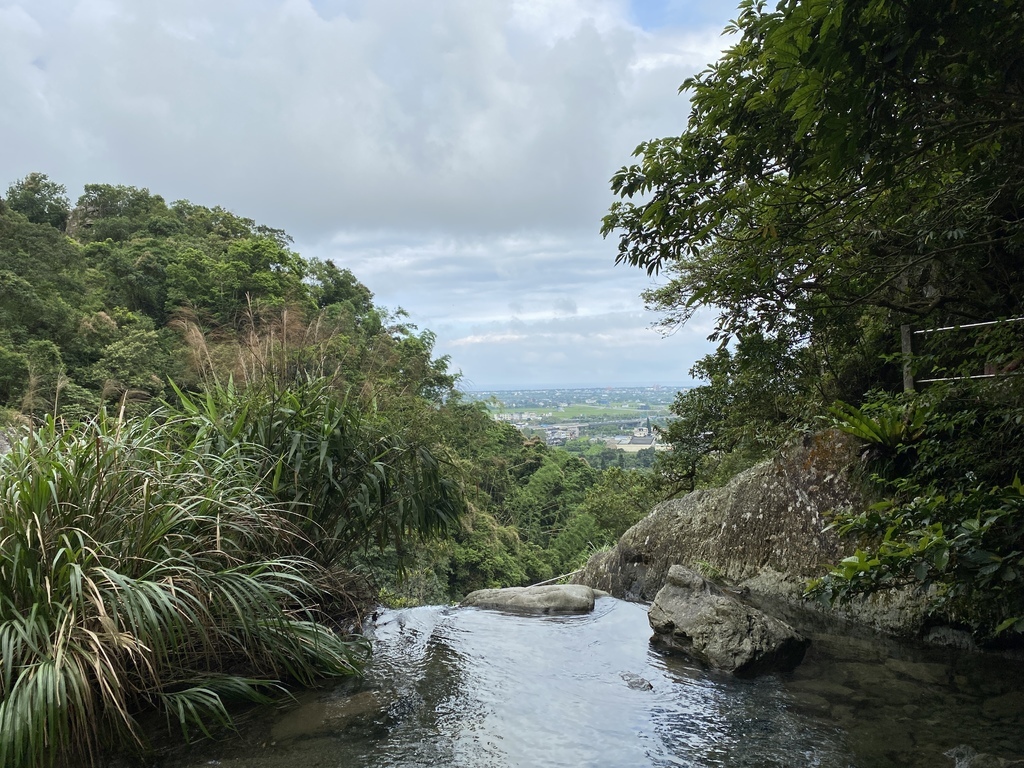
[604,0,1024,344]
[4,173,71,231]
[604,0,1024,637]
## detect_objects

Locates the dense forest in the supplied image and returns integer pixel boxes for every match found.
[604,0,1024,639]
[0,172,669,766]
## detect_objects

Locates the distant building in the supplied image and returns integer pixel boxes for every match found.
[544,425,580,445]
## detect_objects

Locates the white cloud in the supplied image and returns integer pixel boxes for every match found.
[1,0,738,388]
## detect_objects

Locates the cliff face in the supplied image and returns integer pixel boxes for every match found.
[576,431,928,635]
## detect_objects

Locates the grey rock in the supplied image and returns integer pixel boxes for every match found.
[648,565,810,676]
[924,625,979,651]
[619,671,653,690]
[576,431,930,636]
[461,584,596,614]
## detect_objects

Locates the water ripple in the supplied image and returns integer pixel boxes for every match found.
[162,597,1024,768]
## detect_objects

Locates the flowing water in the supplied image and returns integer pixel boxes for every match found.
[162,597,1024,768]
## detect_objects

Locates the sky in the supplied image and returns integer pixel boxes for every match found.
[0,0,739,390]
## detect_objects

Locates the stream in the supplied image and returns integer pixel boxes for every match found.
[162,596,1024,768]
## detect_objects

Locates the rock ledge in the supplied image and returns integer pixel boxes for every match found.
[649,565,810,676]
[462,584,597,614]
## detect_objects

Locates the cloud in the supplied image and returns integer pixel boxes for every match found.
[4,0,733,230]
[1,0,738,388]
[442,309,710,390]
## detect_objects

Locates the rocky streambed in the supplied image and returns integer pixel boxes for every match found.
[155,594,1023,768]
[152,432,1024,767]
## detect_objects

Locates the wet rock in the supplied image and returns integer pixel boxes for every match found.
[786,678,857,700]
[648,565,810,676]
[787,691,832,717]
[619,672,653,691]
[461,584,596,614]
[946,746,1024,768]
[271,690,384,742]
[885,658,949,686]
[981,690,1024,722]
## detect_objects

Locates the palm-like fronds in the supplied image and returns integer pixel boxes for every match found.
[0,413,366,768]
[829,399,930,451]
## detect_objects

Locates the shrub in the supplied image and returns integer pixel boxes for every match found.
[810,382,1024,639]
[0,413,366,768]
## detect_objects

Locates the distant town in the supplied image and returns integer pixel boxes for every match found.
[463,385,688,449]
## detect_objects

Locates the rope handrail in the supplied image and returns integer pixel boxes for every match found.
[901,316,1024,391]
[528,569,583,588]
[912,316,1024,336]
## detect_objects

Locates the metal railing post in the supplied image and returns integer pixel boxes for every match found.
[901,324,915,392]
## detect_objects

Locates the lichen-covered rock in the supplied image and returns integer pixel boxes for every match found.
[648,565,809,676]
[576,431,929,635]
[462,584,597,614]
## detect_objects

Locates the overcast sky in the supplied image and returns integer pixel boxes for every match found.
[1,0,737,390]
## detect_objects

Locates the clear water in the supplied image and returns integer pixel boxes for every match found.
[162,597,1024,768]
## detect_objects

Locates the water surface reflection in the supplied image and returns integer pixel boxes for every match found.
[162,597,1024,768]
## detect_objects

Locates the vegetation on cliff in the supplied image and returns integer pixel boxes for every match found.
[604,0,1024,638]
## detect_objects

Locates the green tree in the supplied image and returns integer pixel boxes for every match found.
[0,347,28,405]
[85,239,172,320]
[164,238,308,324]
[602,0,1024,636]
[82,311,170,401]
[70,184,171,242]
[170,199,292,246]
[503,450,598,549]
[0,201,84,351]
[4,173,70,230]
[308,259,374,315]
[603,0,1024,346]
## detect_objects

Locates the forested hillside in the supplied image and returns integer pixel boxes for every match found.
[0,174,669,766]
[0,172,665,590]
[604,0,1024,640]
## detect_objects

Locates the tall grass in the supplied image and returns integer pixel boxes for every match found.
[170,306,464,567]
[0,412,366,768]
[172,375,464,566]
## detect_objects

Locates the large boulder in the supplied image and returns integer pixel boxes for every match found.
[649,565,810,676]
[576,431,929,635]
[462,584,597,614]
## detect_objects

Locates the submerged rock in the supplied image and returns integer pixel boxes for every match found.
[945,745,1024,767]
[648,565,810,676]
[462,584,597,614]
